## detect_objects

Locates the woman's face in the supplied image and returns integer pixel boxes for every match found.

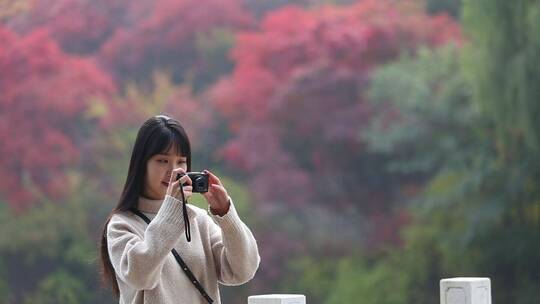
[142,146,188,200]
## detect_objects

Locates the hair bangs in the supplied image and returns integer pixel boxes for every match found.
[170,128,190,158]
[151,126,189,158]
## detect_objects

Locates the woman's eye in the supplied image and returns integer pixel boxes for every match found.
[177,160,186,165]
[158,159,168,163]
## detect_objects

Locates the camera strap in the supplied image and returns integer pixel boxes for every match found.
[179,183,191,242]
[130,208,214,304]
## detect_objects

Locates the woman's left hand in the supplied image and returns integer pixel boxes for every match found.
[202,170,230,216]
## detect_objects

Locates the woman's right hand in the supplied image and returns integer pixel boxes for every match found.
[166,167,193,200]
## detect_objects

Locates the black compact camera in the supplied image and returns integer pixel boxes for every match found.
[176,172,209,193]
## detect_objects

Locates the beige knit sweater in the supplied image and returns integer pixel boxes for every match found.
[107,195,260,304]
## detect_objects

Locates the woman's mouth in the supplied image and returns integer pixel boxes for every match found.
[161,181,169,187]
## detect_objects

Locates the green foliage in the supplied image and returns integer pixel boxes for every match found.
[193,29,236,93]
[365,46,479,174]
[425,0,462,18]
[360,42,481,304]
[0,257,7,302]
[0,197,92,263]
[286,254,411,304]
[326,257,409,304]
[461,3,540,300]
[0,178,105,303]
[23,270,88,304]
[463,0,540,156]
[283,257,336,303]
[361,11,540,303]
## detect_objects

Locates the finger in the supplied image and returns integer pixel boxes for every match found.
[204,170,222,185]
[169,167,187,184]
[210,183,226,193]
[178,174,192,186]
[167,179,181,196]
[171,179,181,188]
[202,190,214,199]
[172,182,192,200]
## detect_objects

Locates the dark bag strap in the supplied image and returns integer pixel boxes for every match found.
[130,208,214,304]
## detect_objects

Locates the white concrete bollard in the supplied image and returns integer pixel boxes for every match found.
[440,277,491,304]
[248,294,306,304]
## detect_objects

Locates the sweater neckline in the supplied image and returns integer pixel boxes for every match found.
[137,196,163,214]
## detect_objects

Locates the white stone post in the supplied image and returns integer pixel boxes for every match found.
[440,277,491,304]
[248,294,306,304]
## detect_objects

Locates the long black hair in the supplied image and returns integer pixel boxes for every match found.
[99,115,192,297]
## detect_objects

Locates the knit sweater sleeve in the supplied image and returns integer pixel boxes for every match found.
[107,195,185,290]
[208,198,261,285]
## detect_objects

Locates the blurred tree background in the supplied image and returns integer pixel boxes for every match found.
[0,0,539,303]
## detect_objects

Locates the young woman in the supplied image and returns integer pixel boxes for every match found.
[99,115,260,303]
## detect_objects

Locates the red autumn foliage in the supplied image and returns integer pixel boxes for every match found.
[7,0,254,87]
[5,0,134,54]
[214,1,460,124]
[99,0,254,84]
[0,26,115,210]
[211,0,461,213]
[207,2,463,275]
